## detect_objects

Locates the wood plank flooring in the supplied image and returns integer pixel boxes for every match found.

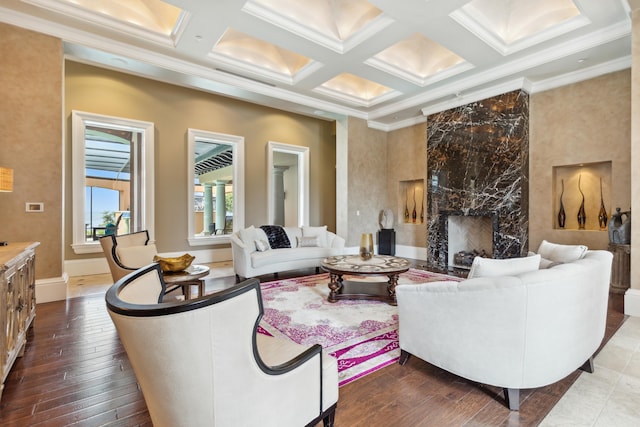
[0,270,626,426]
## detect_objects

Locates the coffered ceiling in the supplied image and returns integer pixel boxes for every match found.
[1,0,632,130]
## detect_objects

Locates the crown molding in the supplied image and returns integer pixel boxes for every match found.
[529,55,631,93]
[368,115,427,132]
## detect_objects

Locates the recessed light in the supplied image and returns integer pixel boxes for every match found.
[195,35,203,41]
[578,58,586,63]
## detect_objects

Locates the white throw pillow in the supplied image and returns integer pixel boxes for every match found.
[468,254,541,279]
[254,239,270,252]
[537,240,587,263]
[239,226,256,245]
[527,251,562,269]
[116,244,158,268]
[302,226,328,247]
[297,236,319,247]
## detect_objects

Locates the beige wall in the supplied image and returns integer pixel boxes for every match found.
[64,61,336,259]
[0,24,63,280]
[529,70,631,252]
[343,118,388,246]
[387,122,428,250]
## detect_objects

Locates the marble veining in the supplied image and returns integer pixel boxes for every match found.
[426,90,529,269]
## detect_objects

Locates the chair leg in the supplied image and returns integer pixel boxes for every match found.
[504,388,520,411]
[580,356,595,373]
[322,408,336,427]
[316,266,320,273]
[398,349,411,365]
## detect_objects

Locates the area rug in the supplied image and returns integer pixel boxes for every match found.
[258,269,462,386]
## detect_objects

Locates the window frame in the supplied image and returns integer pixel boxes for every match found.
[71,110,155,254]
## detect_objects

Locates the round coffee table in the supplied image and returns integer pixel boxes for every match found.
[162,264,209,299]
[320,255,410,305]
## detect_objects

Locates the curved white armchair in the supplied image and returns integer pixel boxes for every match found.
[396,250,613,411]
[105,263,339,426]
[99,230,154,282]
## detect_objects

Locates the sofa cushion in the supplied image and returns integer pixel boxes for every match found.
[251,247,331,268]
[116,244,158,268]
[302,225,328,248]
[468,254,540,279]
[283,227,302,247]
[537,240,588,263]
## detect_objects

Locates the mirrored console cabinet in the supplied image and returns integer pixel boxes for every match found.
[0,241,39,401]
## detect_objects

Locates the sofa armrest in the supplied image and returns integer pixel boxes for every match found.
[230,233,254,278]
[327,232,345,249]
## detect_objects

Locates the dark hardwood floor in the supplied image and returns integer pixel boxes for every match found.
[0,269,626,427]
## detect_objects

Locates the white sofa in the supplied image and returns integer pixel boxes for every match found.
[396,242,613,411]
[231,225,345,278]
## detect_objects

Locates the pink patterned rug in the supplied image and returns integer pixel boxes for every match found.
[258,269,462,386]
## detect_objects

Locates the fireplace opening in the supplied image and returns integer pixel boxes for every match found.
[447,215,493,269]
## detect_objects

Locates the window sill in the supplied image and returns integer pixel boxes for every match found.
[188,235,231,246]
[71,242,103,255]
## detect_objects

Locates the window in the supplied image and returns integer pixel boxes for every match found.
[71,111,154,254]
[187,129,244,246]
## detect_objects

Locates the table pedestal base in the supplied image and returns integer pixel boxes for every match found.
[327,272,400,305]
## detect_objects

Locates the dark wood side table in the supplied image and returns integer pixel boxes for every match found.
[608,243,630,294]
[162,264,209,299]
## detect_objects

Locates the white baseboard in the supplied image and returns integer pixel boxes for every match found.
[63,247,233,277]
[624,288,640,317]
[36,274,68,303]
[395,245,427,261]
[345,245,427,261]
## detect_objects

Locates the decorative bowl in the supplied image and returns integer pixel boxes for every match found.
[153,253,195,272]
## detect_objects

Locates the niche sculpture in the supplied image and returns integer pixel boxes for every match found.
[380,208,394,230]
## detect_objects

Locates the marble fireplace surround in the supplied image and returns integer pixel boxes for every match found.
[426,89,529,270]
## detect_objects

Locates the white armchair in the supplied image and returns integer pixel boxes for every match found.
[99,230,155,282]
[396,250,613,410]
[105,263,339,426]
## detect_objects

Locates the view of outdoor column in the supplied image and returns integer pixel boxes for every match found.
[203,183,213,235]
[215,180,227,233]
[272,166,288,225]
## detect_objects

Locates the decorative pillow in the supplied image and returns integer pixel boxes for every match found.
[116,244,158,268]
[527,251,563,269]
[239,226,256,245]
[467,254,541,279]
[302,225,328,248]
[537,240,587,263]
[254,239,270,252]
[297,236,319,247]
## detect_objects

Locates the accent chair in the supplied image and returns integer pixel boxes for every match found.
[105,263,339,426]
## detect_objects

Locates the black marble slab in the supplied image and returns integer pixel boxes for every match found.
[426,90,529,269]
